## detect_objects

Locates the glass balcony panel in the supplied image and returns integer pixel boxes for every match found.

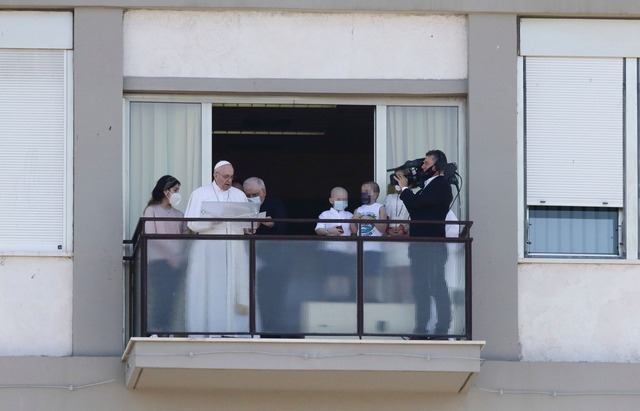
[145,238,189,335]
[446,241,466,337]
[255,239,358,335]
[183,238,251,335]
[131,217,472,339]
[145,237,256,335]
[365,240,467,338]
[131,243,142,337]
[254,239,303,335]
[364,240,414,334]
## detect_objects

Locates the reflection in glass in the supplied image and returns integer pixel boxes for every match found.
[184,238,249,334]
[364,240,466,336]
[257,240,358,335]
[138,235,466,338]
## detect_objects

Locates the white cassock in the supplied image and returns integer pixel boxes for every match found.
[184,182,250,334]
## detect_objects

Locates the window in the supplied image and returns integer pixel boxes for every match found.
[0,12,73,253]
[520,18,640,258]
[524,57,623,257]
[528,206,619,256]
[124,98,467,240]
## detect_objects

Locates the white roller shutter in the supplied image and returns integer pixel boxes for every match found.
[525,57,623,207]
[0,49,70,252]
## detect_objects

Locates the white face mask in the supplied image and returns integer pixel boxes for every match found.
[247,196,262,205]
[334,200,348,211]
[168,192,182,206]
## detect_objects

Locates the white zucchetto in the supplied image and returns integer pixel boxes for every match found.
[214,160,231,171]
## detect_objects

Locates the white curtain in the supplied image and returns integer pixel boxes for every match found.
[386,105,461,213]
[386,105,465,335]
[128,102,202,238]
[386,106,459,169]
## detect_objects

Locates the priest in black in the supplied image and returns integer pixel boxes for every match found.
[243,177,290,335]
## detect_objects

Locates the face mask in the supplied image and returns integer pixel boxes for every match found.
[334,200,348,211]
[168,192,182,206]
[361,193,372,205]
[247,196,262,204]
[422,166,436,180]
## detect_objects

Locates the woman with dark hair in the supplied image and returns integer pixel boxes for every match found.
[143,175,188,335]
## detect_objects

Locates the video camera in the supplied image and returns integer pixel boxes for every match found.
[388,159,460,190]
[387,158,425,188]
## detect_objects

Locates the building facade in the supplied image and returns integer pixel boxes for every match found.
[1,1,640,409]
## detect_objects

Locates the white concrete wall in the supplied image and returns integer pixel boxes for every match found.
[0,257,72,356]
[123,10,467,80]
[519,262,640,362]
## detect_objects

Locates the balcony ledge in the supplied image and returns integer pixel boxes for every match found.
[122,337,485,393]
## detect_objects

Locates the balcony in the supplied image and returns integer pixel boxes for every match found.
[122,217,484,392]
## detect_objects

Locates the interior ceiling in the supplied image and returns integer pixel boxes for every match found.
[213,105,356,135]
[211,104,375,161]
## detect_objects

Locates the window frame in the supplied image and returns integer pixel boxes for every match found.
[525,206,622,258]
[123,95,468,238]
[519,57,636,259]
[0,11,74,256]
[518,18,640,260]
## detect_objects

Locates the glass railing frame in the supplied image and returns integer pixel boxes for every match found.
[124,216,473,340]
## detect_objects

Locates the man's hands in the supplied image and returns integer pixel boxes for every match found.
[260,216,274,228]
[394,172,409,189]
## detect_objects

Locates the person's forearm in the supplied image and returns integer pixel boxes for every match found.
[187,220,218,232]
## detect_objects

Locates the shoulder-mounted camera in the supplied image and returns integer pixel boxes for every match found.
[388,159,460,190]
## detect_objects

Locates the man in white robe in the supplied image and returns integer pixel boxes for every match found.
[184,160,252,334]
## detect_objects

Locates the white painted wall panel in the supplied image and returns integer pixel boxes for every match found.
[0,257,72,356]
[521,18,640,58]
[123,11,467,80]
[0,11,72,49]
[519,262,640,362]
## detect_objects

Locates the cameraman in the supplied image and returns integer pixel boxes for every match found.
[394,149,453,338]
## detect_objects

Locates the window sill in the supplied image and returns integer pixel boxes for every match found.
[0,251,73,258]
[519,257,639,265]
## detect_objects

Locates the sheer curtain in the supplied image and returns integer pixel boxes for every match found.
[387,106,460,211]
[386,105,465,335]
[386,106,459,171]
[127,102,202,238]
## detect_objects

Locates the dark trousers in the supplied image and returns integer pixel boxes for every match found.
[320,250,357,301]
[147,259,184,334]
[256,257,292,333]
[409,243,451,334]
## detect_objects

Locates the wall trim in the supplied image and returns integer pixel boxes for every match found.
[123,77,468,97]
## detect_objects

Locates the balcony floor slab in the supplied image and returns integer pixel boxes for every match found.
[122,337,485,393]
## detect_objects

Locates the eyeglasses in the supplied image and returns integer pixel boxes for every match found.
[215,172,235,181]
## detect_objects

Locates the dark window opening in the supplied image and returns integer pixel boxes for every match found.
[212,104,375,234]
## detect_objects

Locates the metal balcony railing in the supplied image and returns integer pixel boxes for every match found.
[123,217,473,340]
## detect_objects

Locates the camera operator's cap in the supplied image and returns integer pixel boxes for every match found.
[214,160,231,171]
